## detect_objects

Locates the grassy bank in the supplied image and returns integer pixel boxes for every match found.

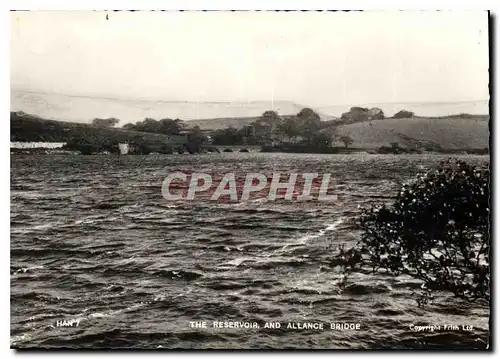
[11,111,185,146]
[10,111,191,154]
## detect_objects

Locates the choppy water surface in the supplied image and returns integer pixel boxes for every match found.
[11,153,490,349]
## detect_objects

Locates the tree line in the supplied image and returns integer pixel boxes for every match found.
[88,106,422,149]
[210,108,342,147]
[90,108,352,148]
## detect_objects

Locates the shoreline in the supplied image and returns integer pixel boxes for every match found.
[10,147,490,156]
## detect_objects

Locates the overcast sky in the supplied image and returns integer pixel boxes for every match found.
[10,11,489,107]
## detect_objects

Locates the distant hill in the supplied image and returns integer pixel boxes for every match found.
[335,116,490,150]
[11,90,335,125]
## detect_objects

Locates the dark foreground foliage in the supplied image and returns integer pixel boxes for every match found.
[338,159,490,302]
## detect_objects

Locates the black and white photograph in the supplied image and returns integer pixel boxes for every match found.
[9,10,491,350]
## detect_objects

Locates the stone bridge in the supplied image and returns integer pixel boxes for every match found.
[205,145,261,153]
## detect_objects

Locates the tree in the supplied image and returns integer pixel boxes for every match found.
[337,160,490,303]
[187,125,207,145]
[339,135,354,148]
[341,107,384,123]
[122,123,135,130]
[341,107,368,122]
[253,111,282,143]
[261,110,281,123]
[91,118,120,127]
[310,132,333,148]
[297,108,321,142]
[158,118,184,135]
[278,116,301,143]
[143,118,161,133]
[297,108,321,125]
[368,108,385,120]
[243,124,256,139]
[212,126,244,145]
[122,118,185,135]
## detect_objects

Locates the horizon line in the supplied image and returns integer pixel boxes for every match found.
[11,88,489,110]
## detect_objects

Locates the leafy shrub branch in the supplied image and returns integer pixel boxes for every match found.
[336,159,490,303]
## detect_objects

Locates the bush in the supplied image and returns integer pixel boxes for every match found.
[136,143,154,155]
[339,160,490,302]
[100,139,120,154]
[158,144,174,154]
[63,136,101,155]
[377,142,408,154]
[423,143,443,152]
[185,142,202,154]
[341,107,384,123]
[175,146,185,154]
[91,118,120,127]
[393,110,415,119]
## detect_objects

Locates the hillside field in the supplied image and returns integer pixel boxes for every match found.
[335,116,489,150]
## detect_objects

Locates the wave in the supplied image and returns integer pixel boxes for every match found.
[151,269,203,281]
[86,302,147,319]
[343,283,393,295]
[13,265,44,274]
[219,217,348,270]
[279,216,346,251]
